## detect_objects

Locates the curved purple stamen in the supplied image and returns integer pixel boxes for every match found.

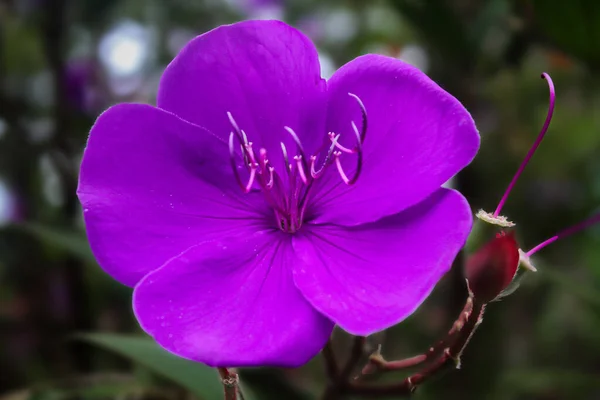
[348,92,367,143]
[311,134,339,179]
[284,126,310,180]
[225,93,368,231]
[330,93,368,154]
[280,142,291,175]
[493,73,556,217]
[227,112,246,145]
[228,132,256,193]
[333,120,363,185]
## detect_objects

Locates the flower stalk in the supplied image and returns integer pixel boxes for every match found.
[321,284,485,398]
[218,367,242,400]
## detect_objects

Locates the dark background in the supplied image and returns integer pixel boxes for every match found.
[1,0,600,399]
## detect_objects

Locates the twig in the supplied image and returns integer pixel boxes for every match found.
[362,288,475,376]
[351,300,486,397]
[218,368,239,400]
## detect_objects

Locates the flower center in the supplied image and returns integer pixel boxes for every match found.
[227,93,368,233]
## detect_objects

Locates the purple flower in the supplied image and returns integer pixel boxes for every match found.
[77,20,479,367]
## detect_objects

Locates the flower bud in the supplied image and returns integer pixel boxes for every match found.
[464,231,519,303]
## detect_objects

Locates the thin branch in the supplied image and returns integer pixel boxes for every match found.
[352,300,486,397]
[218,368,239,400]
[362,289,475,376]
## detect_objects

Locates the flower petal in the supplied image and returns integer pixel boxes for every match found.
[309,55,479,226]
[77,104,269,287]
[293,188,472,335]
[157,20,327,172]
[133,231,334,367]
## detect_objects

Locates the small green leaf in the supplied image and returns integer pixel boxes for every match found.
[77,333,223,400]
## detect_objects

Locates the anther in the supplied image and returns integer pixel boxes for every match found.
[294,156,308,184]
[228,112,252,165]
[227,112,247,145]
[284,126,310,180]
[311,134,339,179]
[333,121,363,185]
[348,92,367,143]
[280,142,291,175]
[329,132,357,154]
[229,132,256,193]
[259,148,269,170]
[265,167,274,189]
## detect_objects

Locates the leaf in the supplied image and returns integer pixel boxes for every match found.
[14,223,96,264]
[77,333,224,400]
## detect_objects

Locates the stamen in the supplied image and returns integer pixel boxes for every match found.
[295,156,308,184]
[228,132,256,193]
[244,142,256,167]
[348,92,367,143]
[259,148,268,170]
[493,73,556,217]
[327,94,368,154]
[311,134,339,179]
[280,142,291,175]
[227,112,251,165]
[526,212,600,257]
[265,167,274,189]
[329,132,356,154]
[284,126,310,179]
[333,121,363,185]
[227,112,247,145]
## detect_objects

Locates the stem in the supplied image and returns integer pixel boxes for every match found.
[493,73,555,217]
[218,368,239,400]
[362,293,474,376]
[351,302,486,397]
[526,212,600,256]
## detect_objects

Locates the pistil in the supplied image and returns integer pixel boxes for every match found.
[477,73,556,227]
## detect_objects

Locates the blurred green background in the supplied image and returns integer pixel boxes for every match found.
[1,0,600,399]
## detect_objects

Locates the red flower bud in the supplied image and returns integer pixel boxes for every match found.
[464,231,520,303]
